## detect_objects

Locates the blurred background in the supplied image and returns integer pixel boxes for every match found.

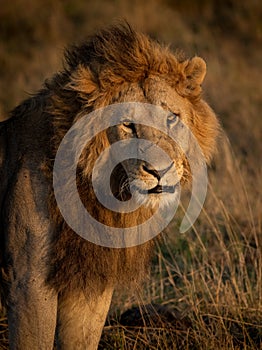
[0,0,261,349]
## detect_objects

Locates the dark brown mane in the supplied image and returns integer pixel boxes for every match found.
[43,23,218,295]
[64,23,178,83]
[63,22,204,97]
[0,22,220,349]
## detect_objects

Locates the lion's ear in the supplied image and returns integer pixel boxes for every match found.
[185,57,206,85]
[67,65,97,94]
[178,57,206,98]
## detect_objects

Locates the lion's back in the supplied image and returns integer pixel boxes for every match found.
[0,92,54,235]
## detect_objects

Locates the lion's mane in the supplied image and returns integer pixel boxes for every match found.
[5,23,218,296]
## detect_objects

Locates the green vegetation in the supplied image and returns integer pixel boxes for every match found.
[0,0,261,348]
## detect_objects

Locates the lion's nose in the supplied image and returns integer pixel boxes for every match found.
[142,162,174,180]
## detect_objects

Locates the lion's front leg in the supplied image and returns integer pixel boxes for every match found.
[7,276,58,350]
[5,221,58,350]
[57,286,114,350]
[4,166,58,349]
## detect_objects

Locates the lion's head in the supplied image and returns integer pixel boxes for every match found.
[50,24,218,215]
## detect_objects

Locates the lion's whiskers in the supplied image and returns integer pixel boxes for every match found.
[117,177,130,201]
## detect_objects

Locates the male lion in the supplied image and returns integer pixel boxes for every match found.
[0,24,219,349]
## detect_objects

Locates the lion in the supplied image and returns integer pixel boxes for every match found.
[0,23,219,349]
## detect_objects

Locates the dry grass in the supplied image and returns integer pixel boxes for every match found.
[0,0,261,348]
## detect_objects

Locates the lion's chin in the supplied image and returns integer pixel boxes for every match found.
[131,186,180,209]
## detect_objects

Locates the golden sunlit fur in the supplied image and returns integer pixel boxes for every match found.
[0,23,219,349]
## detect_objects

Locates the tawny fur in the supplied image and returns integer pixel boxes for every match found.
[0,22,219,348]
[44,24,219,295]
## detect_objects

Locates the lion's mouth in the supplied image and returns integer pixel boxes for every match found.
[110,163,178,201]
[139,184,177,195]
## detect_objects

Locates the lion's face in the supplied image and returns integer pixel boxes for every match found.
[106,77,196,208]
[69,43,218,216]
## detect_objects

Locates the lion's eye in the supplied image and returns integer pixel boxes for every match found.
[122,121,136,133]
[123,121,132,127]
[167,113,180,127]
